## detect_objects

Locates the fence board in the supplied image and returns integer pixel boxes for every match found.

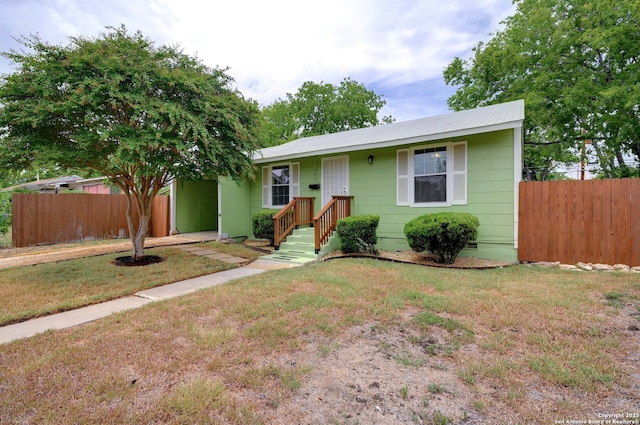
[589,181,603,262]
[151,195,170,238]
[631,179,640,264]
[601,179,613,264]
[519,179,640,266]
[572,181,585,260]
[12,193,170,248]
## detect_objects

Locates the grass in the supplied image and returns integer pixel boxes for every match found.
[201,240,266,263]
[0,259,639,424]
[427,383,445,394]
[0,241,263,326]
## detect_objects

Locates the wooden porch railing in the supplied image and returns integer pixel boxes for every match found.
[273,197,315,249]
[313,196,352,254]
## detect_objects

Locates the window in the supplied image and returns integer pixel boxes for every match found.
[271,165,290,206]
[262,163,300,207]
[397,142,466,206]
[414,146,447,203]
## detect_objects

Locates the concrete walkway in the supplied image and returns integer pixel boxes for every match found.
[0,254,301,345]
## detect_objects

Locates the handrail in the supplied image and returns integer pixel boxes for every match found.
[273,197,315,249]
[313,196,352,254]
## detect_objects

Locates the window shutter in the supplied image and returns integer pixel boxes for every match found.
[262,166,269,208]
[452,142,467,205]
[291,162,300,198]
[397,149,409,205]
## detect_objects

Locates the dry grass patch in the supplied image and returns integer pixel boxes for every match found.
[0,234,128,258]
[0,260,638,424]
[0,247,239,326]
[199,240,267,262]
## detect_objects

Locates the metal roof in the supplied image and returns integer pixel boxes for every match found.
[254,99,524,163]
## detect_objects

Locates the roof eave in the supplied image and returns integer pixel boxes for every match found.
[254,119,523,164]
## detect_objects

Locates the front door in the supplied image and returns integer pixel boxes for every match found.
[321,155,349,206]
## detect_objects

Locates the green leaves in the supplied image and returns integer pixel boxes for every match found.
[0,25,261,185]
[0,26,261,257]
[444,0,640,179]
[259,77,393,146]
[404,213,479,264]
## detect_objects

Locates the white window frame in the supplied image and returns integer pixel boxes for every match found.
[397,142,467,207]
[262,162,300,208]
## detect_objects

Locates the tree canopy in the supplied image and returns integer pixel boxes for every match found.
[259,78,393,146]
[443,0,640,180]
[0,26,261,258]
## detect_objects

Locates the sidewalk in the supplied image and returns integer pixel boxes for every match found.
[0,258,299,345]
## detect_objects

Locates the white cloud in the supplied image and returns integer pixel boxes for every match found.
[0,0,516,120]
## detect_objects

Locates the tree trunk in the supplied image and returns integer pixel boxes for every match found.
[124,191,138,258]
[123,189,154,260]
[132,212,150,260]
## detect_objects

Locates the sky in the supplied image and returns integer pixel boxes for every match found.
[0,0,516,122]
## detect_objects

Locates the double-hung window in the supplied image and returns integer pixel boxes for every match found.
[397,142,467,206]
[414,146,447,203]
[262,163,300,208]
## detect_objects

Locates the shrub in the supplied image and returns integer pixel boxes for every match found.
[251,209,280,244]
[403,212,479,264]
[0,191,12,236]
[336,215,380,254]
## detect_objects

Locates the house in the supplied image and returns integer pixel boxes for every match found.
[170,99,524,262]
[1,175,118,194]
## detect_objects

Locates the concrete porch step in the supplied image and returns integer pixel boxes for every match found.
[265,227,320,264]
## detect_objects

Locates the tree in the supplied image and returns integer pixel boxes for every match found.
[260,78,393,146]
[0,26,260,260]
[443,0,640,180]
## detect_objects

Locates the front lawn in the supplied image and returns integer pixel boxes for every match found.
[0,242,263,326]
[1,260,638,424]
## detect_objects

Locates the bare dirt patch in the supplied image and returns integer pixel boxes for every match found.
[262,319,481,424]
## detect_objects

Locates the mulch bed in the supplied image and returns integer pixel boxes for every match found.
[113,255,165,267]
[241,239,512,269]
[323,251,513,269]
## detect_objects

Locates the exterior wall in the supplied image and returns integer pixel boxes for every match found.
[175,180,218,233]
[81,184,113,194]
[219,177,252,239]
[375,129,518,261]
[228,129,518,261]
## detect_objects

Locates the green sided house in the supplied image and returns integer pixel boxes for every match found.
[170,99,524,263]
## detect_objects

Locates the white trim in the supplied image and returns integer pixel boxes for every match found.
[396,149,409,206]
[217,181,223,235]
[513,126,523,249]
[451,141,468,205]
[261,166,269,208]
[404,142,468,207]
[291,162,300,198]
[170,179,177,234]
[261,162,300,208]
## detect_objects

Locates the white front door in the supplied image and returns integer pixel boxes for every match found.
[321,155,349,206]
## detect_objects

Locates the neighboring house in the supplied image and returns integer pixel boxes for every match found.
[1,175,118,194]
[171,99,524,262]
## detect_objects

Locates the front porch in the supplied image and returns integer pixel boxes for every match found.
[262,195,352,264]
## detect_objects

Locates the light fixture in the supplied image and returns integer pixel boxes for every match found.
[368,154,374,164]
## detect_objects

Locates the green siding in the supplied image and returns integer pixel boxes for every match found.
[225,129,518,261]
[175,180,218,233]
[219,177,251,239]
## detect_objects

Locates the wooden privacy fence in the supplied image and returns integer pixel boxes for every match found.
[12,193,170,248]
[518,179,640,265]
